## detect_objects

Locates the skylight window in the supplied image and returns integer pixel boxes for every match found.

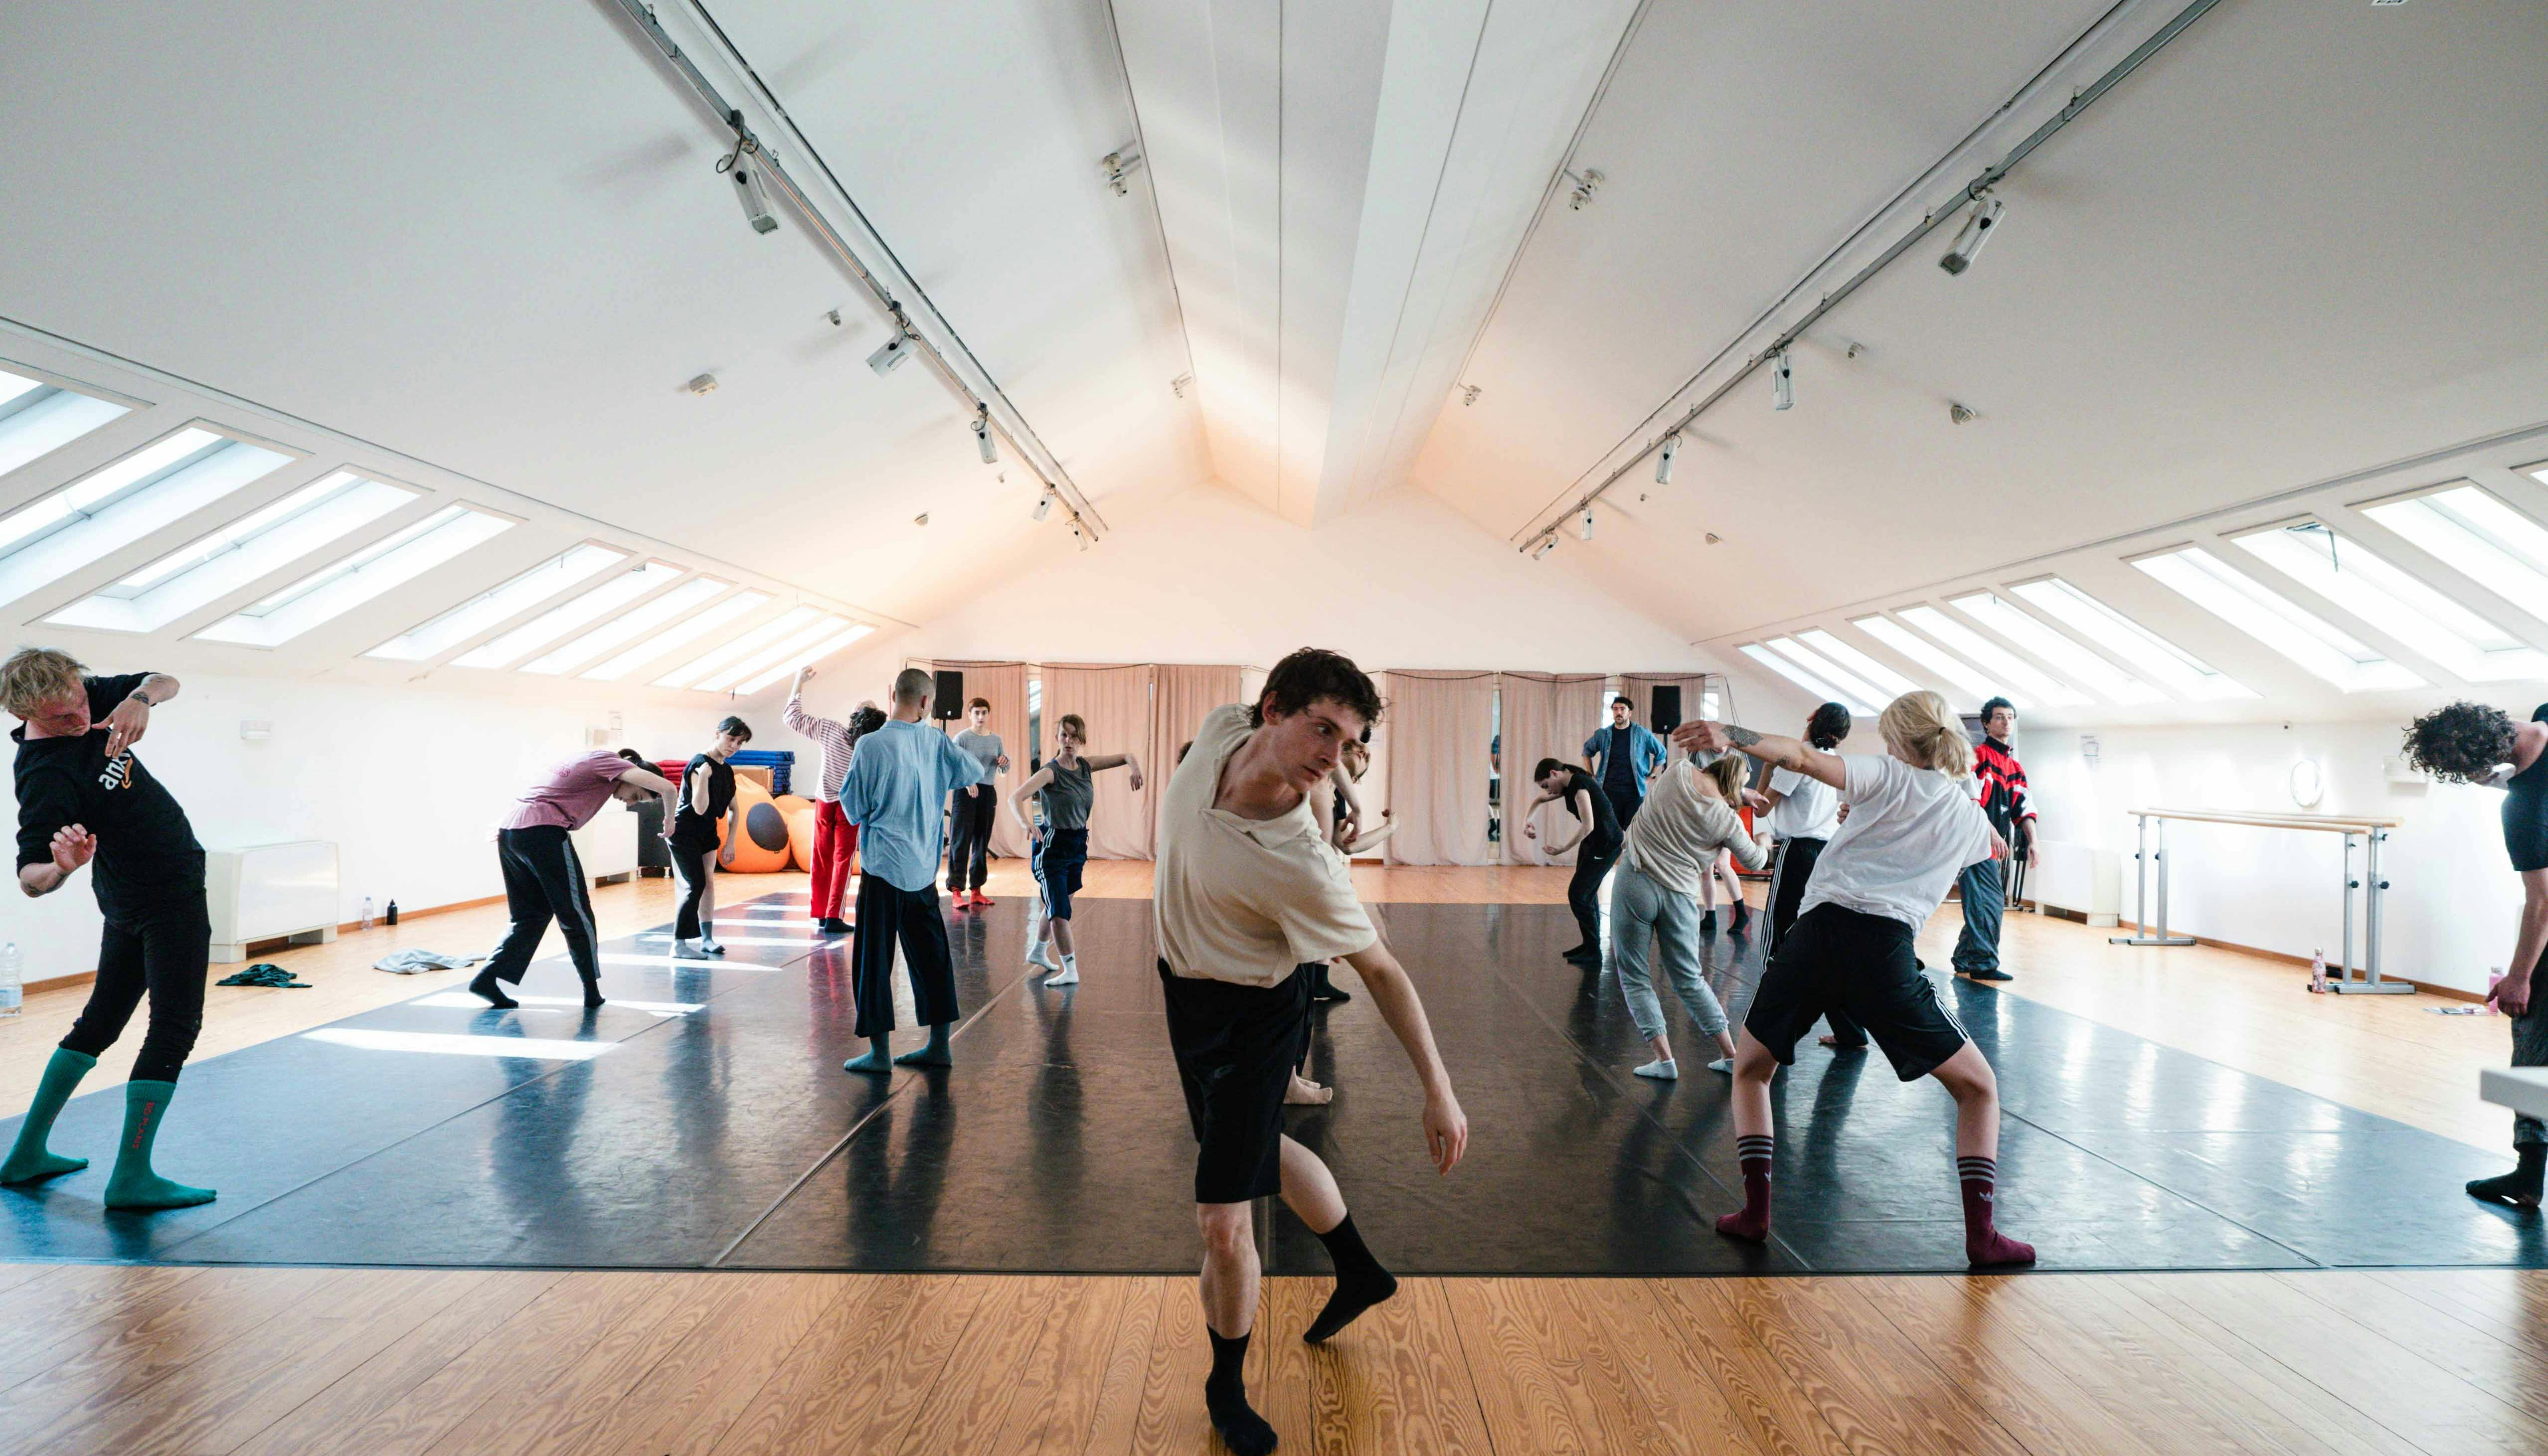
[1898,606,2092,707]
[45,471,416,634]
[716,618,873,695]
[365,544,628,662]
[1798,629,1916,699]
[1851,615,2014,705]
[2233,521,2548,683]
[2360,485,2548,620]
[0,367,130,479]
[0,428,294,610]
[2133,547,2423,691]
[654,606,822,689]
[580,590,770,681]
[2009,578,2253,700]
[1948,592,2165,704]
[519,576,731,675]
[195,505,514,647]
[1739,644,1869,714]
[1761,637,1881,714]
[734,621,873,695]
[452,560,683,669]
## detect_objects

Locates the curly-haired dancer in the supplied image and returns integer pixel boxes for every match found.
[1685,692,2032,1268]
[2403,701,2547,1209]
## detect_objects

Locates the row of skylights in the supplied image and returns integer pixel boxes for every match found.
[524,575,731,674]
[0,427,295,611]
[1738,643,1870,716]
[0,367,129,479]
[197,506,516,647]
[2233,521,2548,683]
[367,543,627,662]
[2007,578,2251,700]
[2133,547,2423,693]
[453,559,684,669]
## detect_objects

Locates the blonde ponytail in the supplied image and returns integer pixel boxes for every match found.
[1701,754,1746,801]
[1877,691,1973,779]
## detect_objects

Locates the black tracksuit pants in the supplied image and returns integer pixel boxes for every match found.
[1567,834,1622,953]
[483,825,602,987]
[947,788,996,892]
[851,873,959,1039]
[60,891,210,1085]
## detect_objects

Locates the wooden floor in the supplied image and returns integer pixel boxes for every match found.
[7,862,2540,1454]
[2,1261,2542,1454]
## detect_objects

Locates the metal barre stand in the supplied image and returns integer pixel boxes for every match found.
[2108,808,2414,994]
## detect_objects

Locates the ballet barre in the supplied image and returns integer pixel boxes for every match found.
[2109,808,2414,994]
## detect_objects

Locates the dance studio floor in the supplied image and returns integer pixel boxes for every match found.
[2,889,2538,1278]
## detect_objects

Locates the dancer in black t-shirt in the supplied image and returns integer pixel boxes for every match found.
[1525,759,1624,965]
[0,648,216,1209]
[668,717,750,955]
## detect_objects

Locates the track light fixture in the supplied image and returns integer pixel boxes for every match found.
[1578,510,1596,542]
[1072,521,1089,551]
[1532,537,1557,561]
[1770,349,1793,411]
[1032,487,1055,522]
[1938,193,2004,276]
[716,112,779,236]
[1565,168,1604,211]
[972,405,997,464]
[1656,433,1679,485]
[1101,146,1145,196]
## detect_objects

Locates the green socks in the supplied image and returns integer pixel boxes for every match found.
[892,1022,953,1067]
[102,1079,215,1211]
[1,1047,97,1185]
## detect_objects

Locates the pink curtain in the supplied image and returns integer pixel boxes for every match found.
[1380,671,1497,866]
[1150,663,1244,853]
[924,660,1030,859]
[1498,672,1607,866]
[1040,664,1155,860]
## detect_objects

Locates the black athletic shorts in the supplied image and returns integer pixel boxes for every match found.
[1743,903,1971,1081]
[1159,959,1311,1204]
[1037,827,1089,920]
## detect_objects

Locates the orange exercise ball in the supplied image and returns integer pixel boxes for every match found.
[716,778,793,873]
[778,795,818,871]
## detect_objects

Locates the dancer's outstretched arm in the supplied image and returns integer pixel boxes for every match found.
[1340,939,1467,1173]
[1677,721,1844,790]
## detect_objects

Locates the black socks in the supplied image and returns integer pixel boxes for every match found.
[2467,1144,2546,1210]
[467,969,517,1009]
[1304,1212,1398,1343]
[1205,1328,1276,1456]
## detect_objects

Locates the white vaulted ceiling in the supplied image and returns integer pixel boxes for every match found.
[0,0,2542,726]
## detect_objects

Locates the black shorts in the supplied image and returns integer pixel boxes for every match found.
[1743,903,1971,1081]
[1037,827,1088,920]
[1159,959,1310,1204]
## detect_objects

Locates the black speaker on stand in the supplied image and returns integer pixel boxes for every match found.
[1650,684,1683,736]
[930,668,966,728]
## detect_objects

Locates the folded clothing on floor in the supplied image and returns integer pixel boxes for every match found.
[373,949,485,974]
[216,964,312,989]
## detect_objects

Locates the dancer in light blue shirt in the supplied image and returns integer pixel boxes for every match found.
[838,667,984,1073]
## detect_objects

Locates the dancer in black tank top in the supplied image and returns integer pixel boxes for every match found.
[2403,701,2548,1209]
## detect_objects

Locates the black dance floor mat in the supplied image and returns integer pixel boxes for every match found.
[2,891,2539,1275]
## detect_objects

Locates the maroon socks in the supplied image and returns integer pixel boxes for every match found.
[1715,1134,1776,1242]
[1959,1155,2037,1268]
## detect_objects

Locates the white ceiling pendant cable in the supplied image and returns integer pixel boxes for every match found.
[1516,0,2230,560]
[602,0,1104,543]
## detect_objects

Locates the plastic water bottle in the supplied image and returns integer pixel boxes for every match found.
[0,942,21,1017]
[2309,948,2327,994]
[359,896,375,930]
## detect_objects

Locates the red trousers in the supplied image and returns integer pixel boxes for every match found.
[810,799,857,921]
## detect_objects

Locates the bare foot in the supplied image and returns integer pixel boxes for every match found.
[1286,1073,1334,1106]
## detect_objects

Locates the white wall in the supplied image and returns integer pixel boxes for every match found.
[0,671,733,983]
[2026,718,2519,996]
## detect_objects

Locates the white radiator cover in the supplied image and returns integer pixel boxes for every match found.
[204,840,340,962]
[2032,839,2122,926]
[569,804,639,882]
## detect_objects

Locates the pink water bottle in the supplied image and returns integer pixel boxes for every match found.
[2309,949,2327,994]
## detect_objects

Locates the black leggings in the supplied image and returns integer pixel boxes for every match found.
[483,826,600,986]
[61,894,210,1084]
[1566,834,1622,950]
[670,842,714,939]
[948,788,996,892]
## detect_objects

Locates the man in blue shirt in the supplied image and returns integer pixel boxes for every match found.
[837,667,985,1073]
[1581,695,1666,830]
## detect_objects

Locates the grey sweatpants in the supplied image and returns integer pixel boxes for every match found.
[1611,863,1730,1044]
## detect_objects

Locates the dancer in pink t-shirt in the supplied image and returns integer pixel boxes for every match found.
[471,748,677,1009]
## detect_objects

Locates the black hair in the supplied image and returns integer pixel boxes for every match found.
[846,705,888,743]
[1533,756,1568,784]
[1611,694,1634,710]
[614,748,650,770]
[717,715,753,743]
[1979,697,2015,729]
[1251,647,1384,730]
[1806,701,1852,750]
[2402,701,2520,784]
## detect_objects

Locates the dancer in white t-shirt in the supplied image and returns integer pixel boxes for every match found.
[1683,691,2034,1268]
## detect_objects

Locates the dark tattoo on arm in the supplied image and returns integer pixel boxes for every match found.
[1723,725,1762,748]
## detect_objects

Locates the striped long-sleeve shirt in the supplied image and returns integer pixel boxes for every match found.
[784,692,854,806]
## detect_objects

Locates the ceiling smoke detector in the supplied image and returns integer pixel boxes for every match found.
[684,373,719,396]
[1949,402,1977,425]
